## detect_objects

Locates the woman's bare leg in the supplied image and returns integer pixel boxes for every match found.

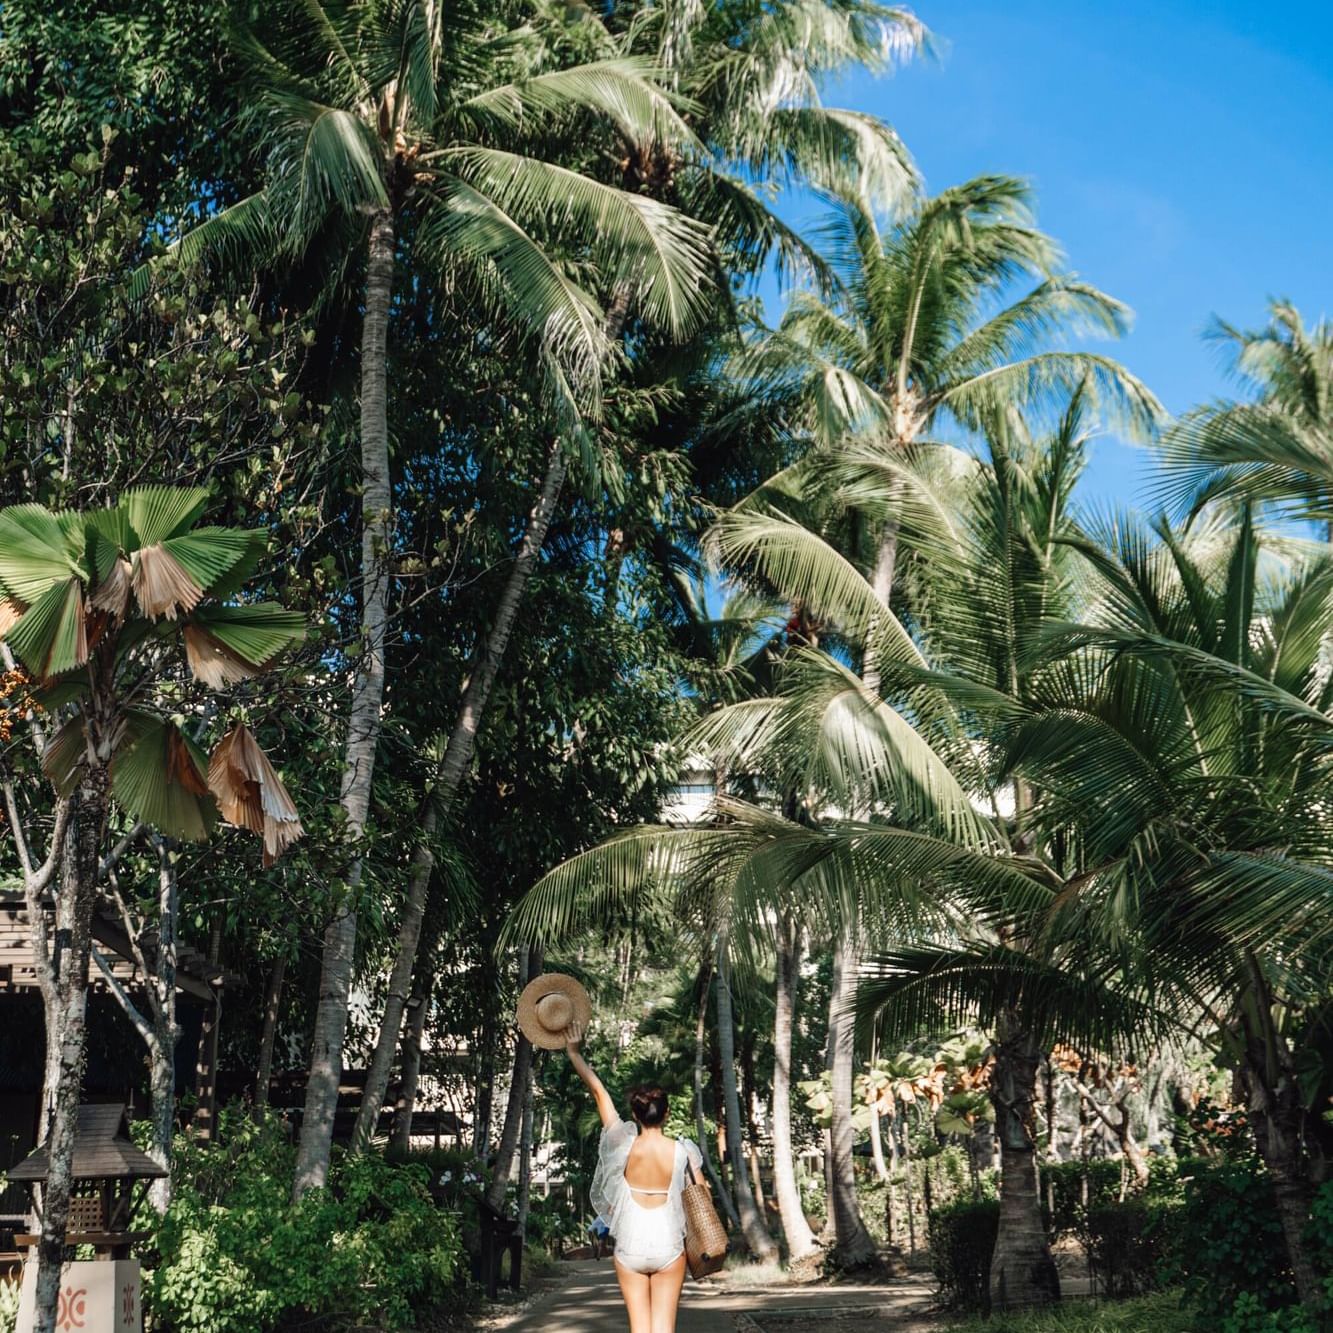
[615,1259,653,1333]
[648,1253,687,1333]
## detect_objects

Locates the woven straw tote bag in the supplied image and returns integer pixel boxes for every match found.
[682,1160,729,1279]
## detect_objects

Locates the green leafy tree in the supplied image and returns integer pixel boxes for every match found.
[0,486,304,1333]
[167,0,713,1191]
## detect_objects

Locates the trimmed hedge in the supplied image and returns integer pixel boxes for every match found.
[928,1199,1000,1312]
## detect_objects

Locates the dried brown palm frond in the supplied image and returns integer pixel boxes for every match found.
[0,598,25,637]
[90,557,133,619]
[207,722,303,865]
[184,626,263,690]
[132,544,204,620]
[167,726,211,796]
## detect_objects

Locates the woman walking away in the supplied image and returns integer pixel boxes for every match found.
[515,971,702,1331]
[568,1041,702,1333]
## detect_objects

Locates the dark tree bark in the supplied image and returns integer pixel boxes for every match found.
[692,956,741,1229]
[254,954,286,1111]
[485,948,543,1213]
[716,947,779,1261]
[33,769,107,1333]
[389,973,432,1153]
[989,1015,1060,1312]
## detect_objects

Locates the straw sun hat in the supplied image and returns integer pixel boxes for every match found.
[516,973,592,1050]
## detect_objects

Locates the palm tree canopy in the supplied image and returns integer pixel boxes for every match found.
[158,0,716,409]
[1159,302,1333,525]
[0,487,305,852]
[733,175,1162,451]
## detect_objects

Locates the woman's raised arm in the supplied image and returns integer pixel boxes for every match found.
[564,1029,618,1128]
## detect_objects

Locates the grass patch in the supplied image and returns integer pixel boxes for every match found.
[942,1290,1195,1333]
[722,1256,790,1287]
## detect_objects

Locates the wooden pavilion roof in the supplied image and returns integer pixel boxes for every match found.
[7,1104,167,1182]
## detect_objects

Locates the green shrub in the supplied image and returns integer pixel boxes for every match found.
[1040,1160,1125,1237]
[0,1276,17,1333]
[928,1198,999,1312]
[1168,1158,1292,1321]
[1221,1291,1319,1333]
[146,1112,462,1333]
[1077,1199,1181,1298]
[942,1289,1196,1331]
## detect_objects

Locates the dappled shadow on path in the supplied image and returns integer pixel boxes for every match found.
[493,1259,939,1332]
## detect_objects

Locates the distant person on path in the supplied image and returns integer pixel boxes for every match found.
[567,1039,702,1333]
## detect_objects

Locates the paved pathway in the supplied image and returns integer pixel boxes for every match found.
[496,1260,937,1332]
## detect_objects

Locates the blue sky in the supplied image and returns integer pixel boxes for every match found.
[767,0,1333,511]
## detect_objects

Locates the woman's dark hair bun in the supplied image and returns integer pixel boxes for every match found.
[628,1085,669,1127]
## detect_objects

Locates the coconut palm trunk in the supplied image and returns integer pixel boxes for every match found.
[693,956,741,1229]
[295,206,396,1196]
[350,440,567,1150]
[989,1014,1060,1312]
[716,945,779,1261]
[827,923,879,1268]
[1240,960,1321,1310]
[772,915,818,1259]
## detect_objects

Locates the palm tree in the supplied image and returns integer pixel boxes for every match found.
[359,0,937,1152]
[1160,302,1333,535]
[717,179,1159,1266]
[736,177,1160,472]
[858,942,1164,1306]
[703,389,1126,1301]
[0,486,305,1333]
[167,0,714,1188]
[1008,507,1333,1311]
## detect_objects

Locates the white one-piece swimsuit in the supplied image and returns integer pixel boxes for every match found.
[590,1120,703,1275]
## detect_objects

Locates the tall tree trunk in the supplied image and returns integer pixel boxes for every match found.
[1240,960,1321,1310]
[827,924,878,1268]
[33,771,106,1333]
[517,1053,536,1235]
[294,206,396,1197]
[989,1015,1060,1312]
[352,441,567,1150]
[485,1036,534,1214]
[693,955,740,1229]
[389,970,432,1153]
[485,949,542,1213]
[716,946,778,1261]
[474,996,497,1158]
[147,839,179,1212]
[868,1037,890,1184]
[772,916,818,1260]
[254,954,286,1111]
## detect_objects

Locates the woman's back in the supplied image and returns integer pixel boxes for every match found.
[623,1133,678,1209]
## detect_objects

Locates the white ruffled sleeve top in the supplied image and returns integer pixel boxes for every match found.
[589,1119,703,1237]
